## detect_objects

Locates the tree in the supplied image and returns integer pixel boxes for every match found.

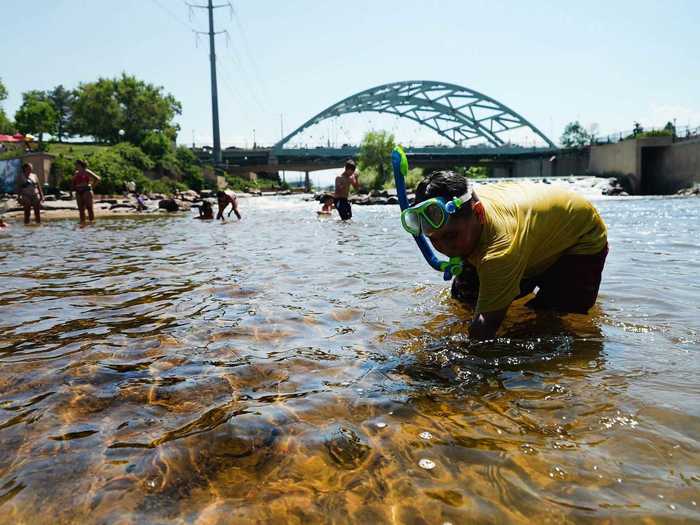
[47,85,75,142]
[358,130,395,189]
[115,74,181,143]
[139,131,173,160]
[71,74,181,144]
[71,78,123,143]
[14,90,58,143]
[663,120,676,137]
[560,121,591,148]
[0,77,13,134]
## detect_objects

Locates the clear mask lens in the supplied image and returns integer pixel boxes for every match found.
[423,202,445,230]
[403,209,422,234]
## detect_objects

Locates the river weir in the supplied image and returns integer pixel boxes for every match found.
[0,187,698,523]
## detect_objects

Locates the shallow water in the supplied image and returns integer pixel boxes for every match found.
[0,192,699,524]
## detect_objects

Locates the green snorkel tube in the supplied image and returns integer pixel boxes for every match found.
[392,146,463,281]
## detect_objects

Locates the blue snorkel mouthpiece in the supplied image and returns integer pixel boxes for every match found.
[392,146,464,281]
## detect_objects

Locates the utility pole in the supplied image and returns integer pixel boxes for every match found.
[189,0,231,164]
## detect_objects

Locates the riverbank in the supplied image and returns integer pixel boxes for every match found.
[0,188,305,222]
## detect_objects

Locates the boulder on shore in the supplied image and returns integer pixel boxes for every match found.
[158,198,180,212]
[676,184,700,196]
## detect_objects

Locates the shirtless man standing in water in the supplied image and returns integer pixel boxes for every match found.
[334,159,360,220]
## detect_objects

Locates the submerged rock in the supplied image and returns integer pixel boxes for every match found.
[324,425,370,469]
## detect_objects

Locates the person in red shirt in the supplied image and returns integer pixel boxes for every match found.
[72,159,101,223]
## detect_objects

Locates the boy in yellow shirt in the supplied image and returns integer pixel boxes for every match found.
[411,171,608,339]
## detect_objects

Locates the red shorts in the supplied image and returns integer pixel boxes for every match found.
[451,244,609,314]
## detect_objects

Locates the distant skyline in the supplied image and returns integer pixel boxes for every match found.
[2,0,699,149]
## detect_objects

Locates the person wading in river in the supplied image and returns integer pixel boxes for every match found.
[410,171,608,340]
[72,159,101,223]
[216,190,241,220]
[15,162,44,224]
[334,159,360,220]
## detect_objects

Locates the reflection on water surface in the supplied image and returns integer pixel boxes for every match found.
[0,195,698,524]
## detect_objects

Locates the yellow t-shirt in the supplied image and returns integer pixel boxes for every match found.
[466,181,607,313]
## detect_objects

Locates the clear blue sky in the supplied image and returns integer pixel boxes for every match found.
[2,0,699,150]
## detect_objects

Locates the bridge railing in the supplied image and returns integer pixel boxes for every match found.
[594,124,699,144]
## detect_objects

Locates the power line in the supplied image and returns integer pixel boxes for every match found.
[187,0,232,164]
[230,4,271,104]
[149,0,195,31]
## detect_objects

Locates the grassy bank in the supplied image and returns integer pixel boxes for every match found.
[45,142,285,195]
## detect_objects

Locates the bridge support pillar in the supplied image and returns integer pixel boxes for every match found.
[304,171,311,192]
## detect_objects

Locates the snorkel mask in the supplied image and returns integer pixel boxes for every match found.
[400,193,472,237]
[392,146,464,280]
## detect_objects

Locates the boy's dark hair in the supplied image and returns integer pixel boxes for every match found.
[22,162,32,171]
[345,159,356,169]
[415,171,473,216]
[76,159,87,168]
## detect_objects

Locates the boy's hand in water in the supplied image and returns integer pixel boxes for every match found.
[469,308,507,340]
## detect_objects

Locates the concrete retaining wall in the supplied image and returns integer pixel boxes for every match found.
[589,140,638,189]
[587,136,700,194]
[657,138,700,193]
[511,149,589,178]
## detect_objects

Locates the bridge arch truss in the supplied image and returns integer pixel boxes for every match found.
[274,80,555,151]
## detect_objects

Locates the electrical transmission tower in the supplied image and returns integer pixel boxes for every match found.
[188,0,231,164]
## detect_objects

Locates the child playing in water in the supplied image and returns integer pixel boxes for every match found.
[410,171,608,340]
[334,160,360,220]
[195,200,214,220]
[317,194,334,215]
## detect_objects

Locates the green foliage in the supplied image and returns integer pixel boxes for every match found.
[47,142,206,194]
[71,79,121,142]
[50,155,78,191]
[139,131,173,160]
[0,111,13,134]
[224,174,251,192]
[454,165,490,179]
[402,167,425,189]
[637,129,673,138]
[14,90,58,142]
[0,78,11,134]
[560,120,591,148]
[71,74,181,144]
[625,122,674,140]
[47,85,75,142]
[175,146,203,191]
[111,142,155,171]
[358,130,395,189]
[356,166,380,189]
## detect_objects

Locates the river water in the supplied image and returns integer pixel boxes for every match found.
[0,185,698,524]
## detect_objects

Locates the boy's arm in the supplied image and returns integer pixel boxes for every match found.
[351,173,360,189]
[87,169,101,182]
[469,308,507,340]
